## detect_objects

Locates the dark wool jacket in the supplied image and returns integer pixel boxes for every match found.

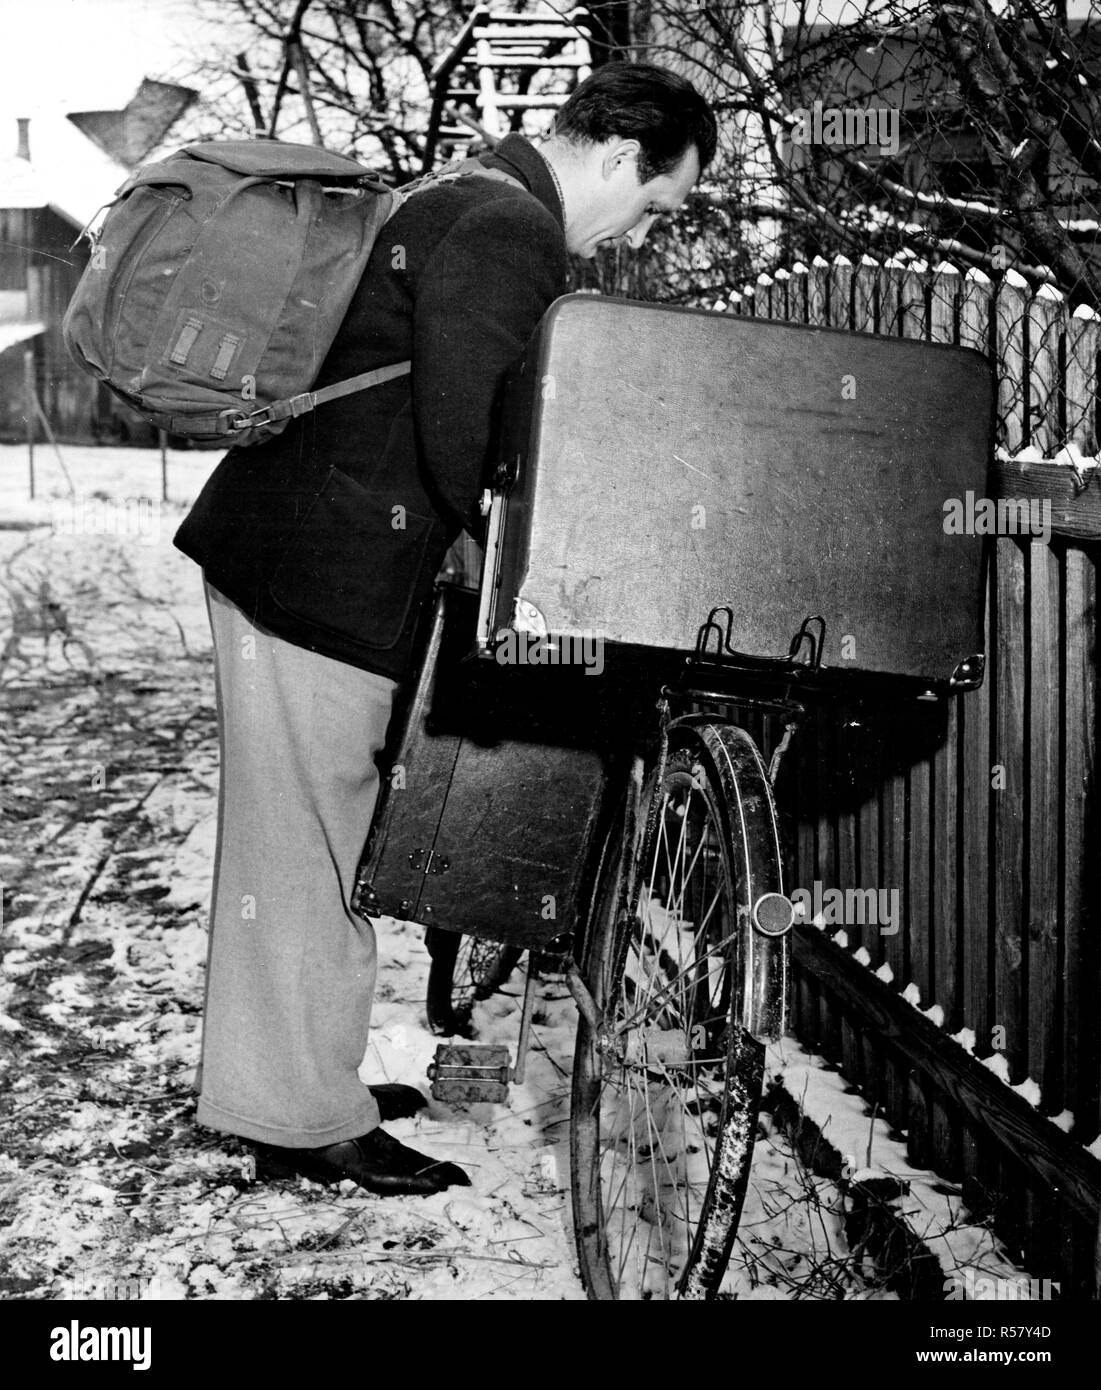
[173,135,568,680]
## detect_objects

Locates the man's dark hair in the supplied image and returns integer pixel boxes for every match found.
[553,62,718,183]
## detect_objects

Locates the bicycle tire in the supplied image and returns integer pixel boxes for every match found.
[570,721,785,1300]
[425,927,523,1037]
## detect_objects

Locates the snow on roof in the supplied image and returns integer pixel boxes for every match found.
[0,100,132,228]
[0,321,45,354]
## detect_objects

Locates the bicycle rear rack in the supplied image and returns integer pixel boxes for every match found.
[693,606,826,679]
[662,605,822,789]
[675,606,816,700]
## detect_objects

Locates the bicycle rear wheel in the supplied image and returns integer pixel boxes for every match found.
[425,928,523,1037]
[570,721,788,1300]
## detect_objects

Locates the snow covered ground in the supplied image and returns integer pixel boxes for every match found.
[0,443,1029,1301]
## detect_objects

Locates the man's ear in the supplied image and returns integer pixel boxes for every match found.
[601,138,642,182]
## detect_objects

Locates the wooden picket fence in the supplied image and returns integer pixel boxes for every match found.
[727,255,1100,1297]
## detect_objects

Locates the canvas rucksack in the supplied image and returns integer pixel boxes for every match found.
[62,140,516,447]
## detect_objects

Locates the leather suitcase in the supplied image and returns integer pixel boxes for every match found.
[477,294,994,689]
[355,584,644,947]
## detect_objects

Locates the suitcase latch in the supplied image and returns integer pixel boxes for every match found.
[408,848,450,875]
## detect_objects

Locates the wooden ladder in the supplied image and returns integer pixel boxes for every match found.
[423,4,593,171]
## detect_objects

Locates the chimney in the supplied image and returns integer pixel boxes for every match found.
[16,118,30,161]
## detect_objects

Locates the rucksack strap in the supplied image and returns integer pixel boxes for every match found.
[216,359,413,436]
[385,158,524,216]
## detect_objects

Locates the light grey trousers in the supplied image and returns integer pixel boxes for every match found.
[196,581,398,1147]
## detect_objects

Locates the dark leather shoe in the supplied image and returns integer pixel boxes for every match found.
[368,1083,428,1122]
[256,1127,470,1196]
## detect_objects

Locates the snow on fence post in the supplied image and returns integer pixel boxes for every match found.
[772,266,790,323]
[788,261,809,325]
[1027,281,1066,459]
[1064,304,1099,456]
[807,255,829,326]
[828,253,853,331]
[755,271,775,320]
[929,261,960,346]
[879,255,906,338]
[853,254,877,334]
[994,268,1029,455]
[899,259,929,343]
[958,266,994,359]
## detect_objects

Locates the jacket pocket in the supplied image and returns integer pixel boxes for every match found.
[268,466,434,650]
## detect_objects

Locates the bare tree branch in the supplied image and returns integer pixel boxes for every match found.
[267,0,316,137]
[234,53,268,134]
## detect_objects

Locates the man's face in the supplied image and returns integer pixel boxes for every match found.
[566,140,701,259]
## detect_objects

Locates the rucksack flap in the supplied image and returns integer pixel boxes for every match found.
[62,140,405,446]
[176,139,380,182]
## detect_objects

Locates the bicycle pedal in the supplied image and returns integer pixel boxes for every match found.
[427,1044,511,1105]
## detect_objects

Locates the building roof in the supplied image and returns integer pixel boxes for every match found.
[68,79,198,168]
[0,79,196,228]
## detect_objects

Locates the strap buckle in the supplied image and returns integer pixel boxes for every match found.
[218,406,261,433]
[220,405,267,432]
[225,395,313,432]
[221,402,280,432]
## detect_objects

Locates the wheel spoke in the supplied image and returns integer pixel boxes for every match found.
[572,734,780,1300]
[612,921,734,1039]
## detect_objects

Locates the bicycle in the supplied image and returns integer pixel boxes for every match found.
[359,591,819,1299]
[354,291,992,1300]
